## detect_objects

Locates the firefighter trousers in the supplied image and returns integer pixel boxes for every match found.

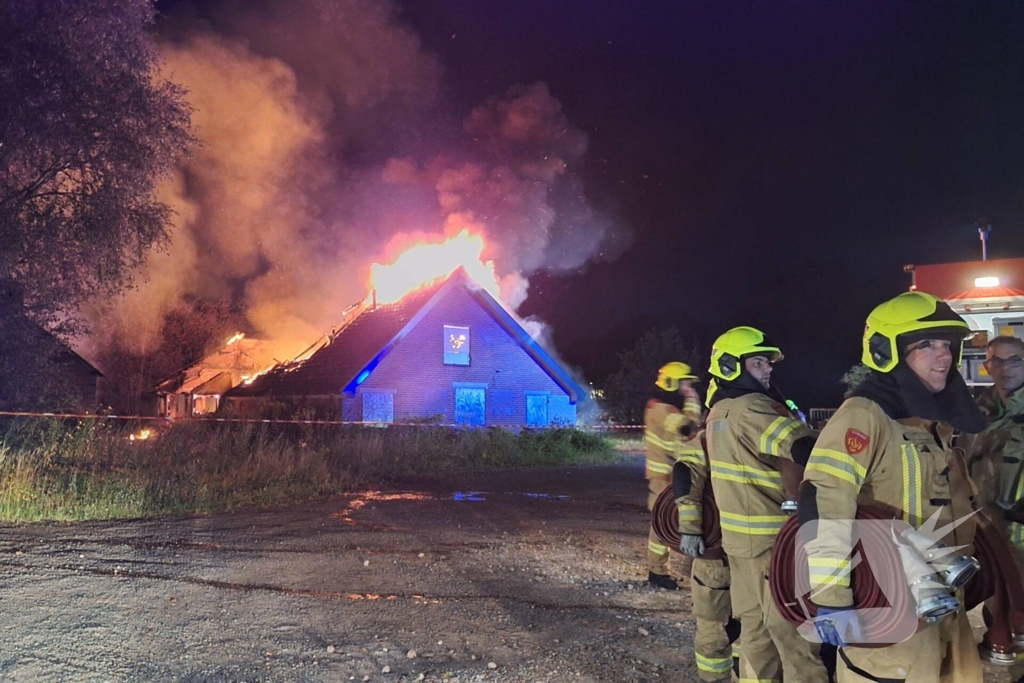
[730,548,828,683]
[691,556,737,682]
[983,547,1024,681]
[837,608,982,683]
[647,473,672,575]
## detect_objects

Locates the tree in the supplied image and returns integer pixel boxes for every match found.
[0,0,193,334]
[602,327,702,425]
[840,363,871,398]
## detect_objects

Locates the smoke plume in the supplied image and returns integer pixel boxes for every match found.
[86,0,626,364]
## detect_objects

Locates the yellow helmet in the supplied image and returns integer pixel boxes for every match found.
[656,361,697,392]
[709,326,783,381]
[862,291,971,373]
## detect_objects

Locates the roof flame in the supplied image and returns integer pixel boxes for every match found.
[369,230,501,304]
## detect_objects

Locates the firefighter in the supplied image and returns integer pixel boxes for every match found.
[801,291,987,682]
[644,361,702,589]
[675,431,740,682]
[969,335,1024,682]
[704,326,828,683]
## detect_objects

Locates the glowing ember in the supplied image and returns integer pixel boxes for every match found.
[369,230,501,304]
[225,332,245,346]
[129,428,153,442]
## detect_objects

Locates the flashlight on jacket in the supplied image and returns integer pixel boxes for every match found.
[785,399,808,425]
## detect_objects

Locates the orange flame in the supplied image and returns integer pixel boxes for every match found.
[369,230,501,304]
[129,428,153,442]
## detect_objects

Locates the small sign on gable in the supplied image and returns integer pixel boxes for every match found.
[444,325,470,365]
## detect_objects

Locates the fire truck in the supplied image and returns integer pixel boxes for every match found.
[904,256,1024,387]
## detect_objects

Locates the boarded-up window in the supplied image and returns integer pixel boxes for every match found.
[526,392,549,426]
[454,386,485,425]
[362,391,394,423]
[444,325,470,365]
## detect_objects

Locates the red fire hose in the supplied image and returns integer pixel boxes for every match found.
[968,513,1024,659]
[769,506,911,647]
[769,506,1024,651]
[652,482,724,560]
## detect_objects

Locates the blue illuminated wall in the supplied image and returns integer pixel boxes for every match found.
[342,286,575,426]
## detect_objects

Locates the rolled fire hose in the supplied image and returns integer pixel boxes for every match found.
[652,481,724,560]
[968,513,1024,663]
[769,506,1024,653]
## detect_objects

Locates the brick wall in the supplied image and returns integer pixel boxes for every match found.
[355,286,576,426]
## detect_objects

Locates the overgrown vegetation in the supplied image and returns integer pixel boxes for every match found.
[0,419,616,522]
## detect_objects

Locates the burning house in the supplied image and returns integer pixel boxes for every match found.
[224,267,583,426]
[152,334,281,418]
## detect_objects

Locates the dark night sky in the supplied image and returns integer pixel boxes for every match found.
[392,1,1024,407]
[150,1,1024,409]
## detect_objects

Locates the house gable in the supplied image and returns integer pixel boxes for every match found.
[225,267,584,425]
[351,283,574,425]
[340,269,583,402]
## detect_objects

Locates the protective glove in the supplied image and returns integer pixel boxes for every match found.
[814,605,863,647]
[678,534,705,557]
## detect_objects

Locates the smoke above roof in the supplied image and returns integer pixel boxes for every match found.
[85,0,628,361]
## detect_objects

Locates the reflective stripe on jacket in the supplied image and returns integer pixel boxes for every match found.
[644,397,701,478]
[803,396,978,607]
[705,392,813,559]
[676,431,708,535]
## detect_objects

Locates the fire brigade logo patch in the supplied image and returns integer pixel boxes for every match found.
[845,429,869,455]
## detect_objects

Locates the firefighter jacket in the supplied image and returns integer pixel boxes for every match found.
[644,396,702,478]
[705,392,815,559]
[802,396,978,608]
[676,431,708,536]
[970,386,1024,549]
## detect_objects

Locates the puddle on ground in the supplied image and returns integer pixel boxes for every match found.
[330,489,571,514]
[331,491,434,523]
[453,491,571,502]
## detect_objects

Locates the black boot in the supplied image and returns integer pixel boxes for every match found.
[647,571,678,590]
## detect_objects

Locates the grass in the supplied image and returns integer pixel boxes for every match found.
[0,418,617,523]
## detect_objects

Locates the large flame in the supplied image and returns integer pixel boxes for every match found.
[369,230,501,304]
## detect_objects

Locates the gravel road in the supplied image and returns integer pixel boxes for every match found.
[0,456,1012,682]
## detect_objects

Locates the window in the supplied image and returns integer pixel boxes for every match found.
[454,385,486,425]
[526,392,549,426]
[362,391,394,423]
[444,325,470,365]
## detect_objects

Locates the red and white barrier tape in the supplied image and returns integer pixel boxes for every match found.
[0,410,643,430]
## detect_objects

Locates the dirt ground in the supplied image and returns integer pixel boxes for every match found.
[0,455,1014,682]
